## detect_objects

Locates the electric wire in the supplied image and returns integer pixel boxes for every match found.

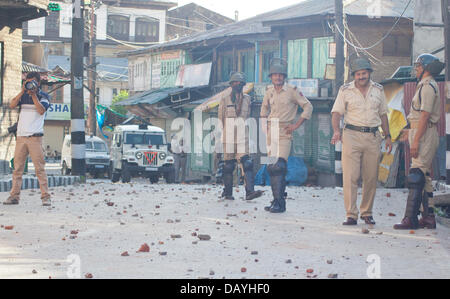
[333,0,413,51]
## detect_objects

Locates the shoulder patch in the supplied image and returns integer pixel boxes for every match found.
[372,82,384,90]
[340,83,351,91]
[287,84,297,90]
[266,84,275,91]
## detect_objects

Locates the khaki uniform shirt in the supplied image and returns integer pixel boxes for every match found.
[332,81,388,127]
[260,83,313,123]
[218,92,251,145]
[407,76,440,124]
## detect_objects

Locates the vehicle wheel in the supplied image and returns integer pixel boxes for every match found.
[105,167,111,179]
[122,162,131,183]
[165,167,176,184]
[149,175,159,184]
[62,161,70,175]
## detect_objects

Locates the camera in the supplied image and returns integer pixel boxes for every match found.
[25,80,38,91]
[8,123,18,135]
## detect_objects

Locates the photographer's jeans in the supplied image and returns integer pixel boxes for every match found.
[10,136,49,200]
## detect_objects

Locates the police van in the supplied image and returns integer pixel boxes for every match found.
[109,124,175,184]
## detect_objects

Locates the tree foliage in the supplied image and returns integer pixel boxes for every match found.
[110,90,129,116]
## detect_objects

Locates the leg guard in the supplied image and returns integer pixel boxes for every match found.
[405,168,425,220]
[222,160,236,199]
[241,155,255,195]
[267,158,287,213]
[394,168,424,230]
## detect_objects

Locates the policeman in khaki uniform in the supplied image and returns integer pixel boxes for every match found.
[331,57,393,226]
[218,72,264,201]
[261,59,313,213]
[394,54,445,230]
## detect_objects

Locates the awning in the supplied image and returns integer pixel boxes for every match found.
[117,87,188,107]
[194,83,254,112]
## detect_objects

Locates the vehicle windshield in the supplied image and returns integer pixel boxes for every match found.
[86,141,108,152]
[124,133,165,146]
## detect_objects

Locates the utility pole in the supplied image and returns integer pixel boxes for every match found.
[334,0,345,188]
[88,0,97,136]
[443,0,450,184]
[335,0,345,94]
[71,0,86,181]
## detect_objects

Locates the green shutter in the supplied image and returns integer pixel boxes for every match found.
[312,37,334,79]
[288,39,308,79]
[160,58,182,88]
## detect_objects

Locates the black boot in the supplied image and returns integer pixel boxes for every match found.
[222,160,236,200]
[394,169,424,230]
[267,158,287,213]
[241,156,264,201]
[419,192,437,229]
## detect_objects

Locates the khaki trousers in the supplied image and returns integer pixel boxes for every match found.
[267,122,292,160]
[409,126,439,195]
[10,136,49,199]
[342,129,382,219]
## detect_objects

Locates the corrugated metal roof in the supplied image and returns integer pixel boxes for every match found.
[121,0,414,57]
[22,61,48,73]
[117,87,187,107]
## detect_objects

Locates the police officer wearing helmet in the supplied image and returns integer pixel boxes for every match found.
[331,56,393,226]
[394,54,445,230]
[261,58,313,213]
[218,72,264,201]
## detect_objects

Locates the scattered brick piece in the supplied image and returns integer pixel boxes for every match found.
[137,243,150,253]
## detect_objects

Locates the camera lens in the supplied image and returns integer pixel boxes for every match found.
[25,81,37,91]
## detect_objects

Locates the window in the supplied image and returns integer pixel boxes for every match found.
[239,50,255,82]
[107,15,130,41]
[135,17,159,43]
[312,37,334,79]
[262,47,279,83]
[113,88,118,96]
[288,39,308,79]
[0,42,3,105]
[220,53,234,83]
[383,34,412,57]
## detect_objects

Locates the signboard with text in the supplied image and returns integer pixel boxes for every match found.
[45,103,88,121]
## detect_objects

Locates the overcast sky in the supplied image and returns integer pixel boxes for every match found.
[176,0,306,21]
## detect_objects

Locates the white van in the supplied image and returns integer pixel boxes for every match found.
[61,135,110,178]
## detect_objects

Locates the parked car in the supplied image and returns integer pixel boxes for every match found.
[61,135,110,178]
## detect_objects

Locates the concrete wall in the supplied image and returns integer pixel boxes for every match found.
[413,0,445,61]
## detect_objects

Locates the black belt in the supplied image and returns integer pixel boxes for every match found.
[345,124,378,134]
[28,133,44,137]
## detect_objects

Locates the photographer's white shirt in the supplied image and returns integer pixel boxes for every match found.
[17,90,50,137]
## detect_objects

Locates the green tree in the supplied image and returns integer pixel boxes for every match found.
[110,90,129,116]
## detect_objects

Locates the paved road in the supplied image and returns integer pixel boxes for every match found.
[0,179,449,279]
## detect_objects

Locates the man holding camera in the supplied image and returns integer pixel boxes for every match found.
[4,72,51,206]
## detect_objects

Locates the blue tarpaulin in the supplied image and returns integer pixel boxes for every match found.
[255,157,308,186]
